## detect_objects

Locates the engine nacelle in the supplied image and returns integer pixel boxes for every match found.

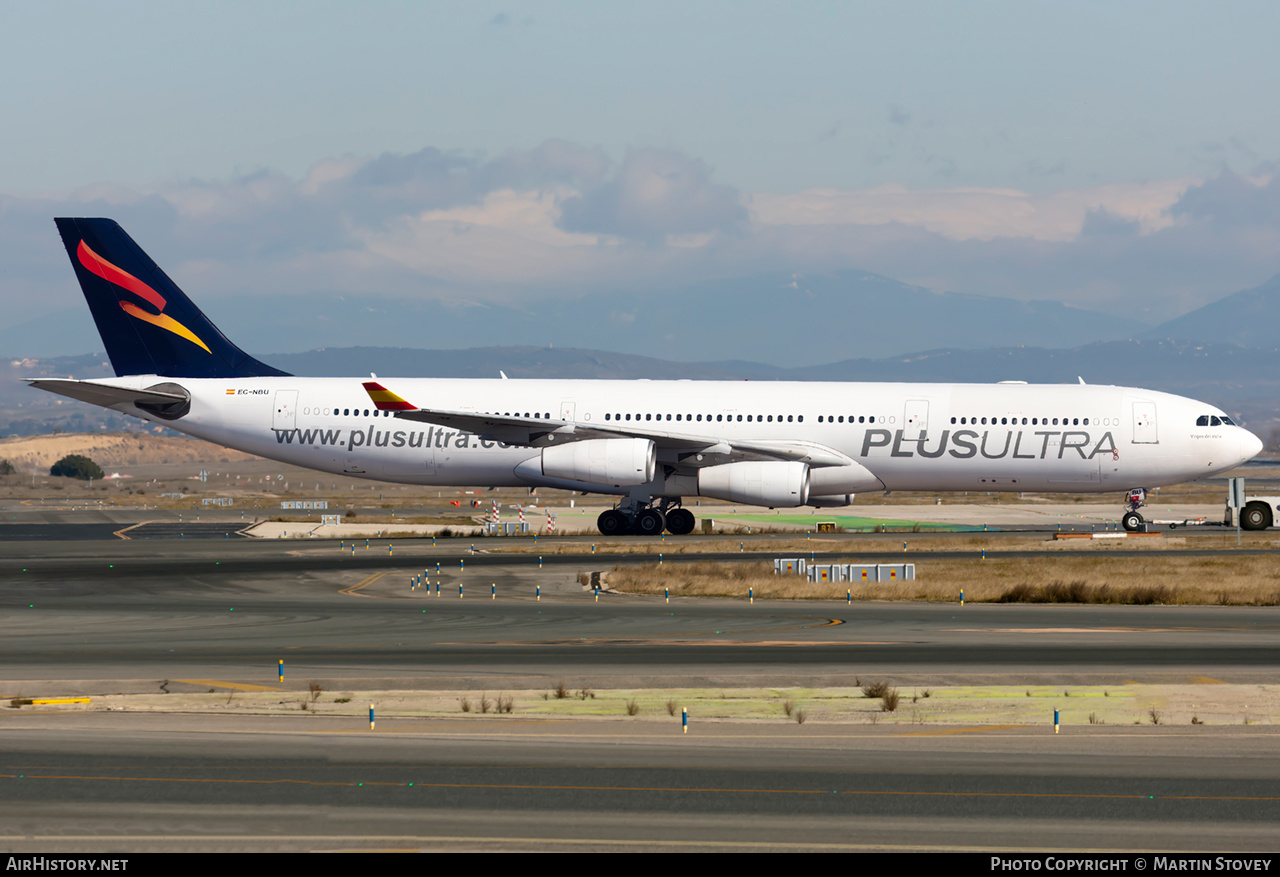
[808,461,884,495]
[697,461,810,507]
[539,438,656,486]
[808,494,854,508]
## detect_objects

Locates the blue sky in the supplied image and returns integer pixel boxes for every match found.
[3,1,1280,348]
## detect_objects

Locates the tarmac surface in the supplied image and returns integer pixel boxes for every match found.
[3,511,1280,851]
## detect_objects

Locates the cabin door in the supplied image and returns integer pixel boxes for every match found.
[1132,402,1158,444]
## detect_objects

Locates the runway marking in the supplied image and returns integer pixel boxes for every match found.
[6,771,1280,804]
[112,522,150,541]
[1188,676,1228,684]
[340,571,390,598]
[171,679,283,692]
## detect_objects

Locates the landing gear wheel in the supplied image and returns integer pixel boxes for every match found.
[1122,511,1144,532]
[597,509,630,536]
[635,508,666,536]
[665,508,696,535]
[1241,501,1272,531]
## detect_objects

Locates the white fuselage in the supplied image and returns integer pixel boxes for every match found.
[102,375,1258,499]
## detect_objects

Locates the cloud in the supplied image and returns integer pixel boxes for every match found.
[4,143,1280,345]
[1172,168,1280,227]
[557,148,748,243]
[751,179,1194,243]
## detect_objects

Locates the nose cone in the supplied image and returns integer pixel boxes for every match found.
[1239,429,1264,464]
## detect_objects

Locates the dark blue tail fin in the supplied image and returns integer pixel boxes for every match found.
[54,218,289,378]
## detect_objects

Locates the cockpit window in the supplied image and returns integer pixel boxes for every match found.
[1221,416,1235,425]
[1197,415,1209,426]
[1210,416,1222,427]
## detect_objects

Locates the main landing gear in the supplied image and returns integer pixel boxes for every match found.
[597,499,697,536]
[1121,488,1148,532]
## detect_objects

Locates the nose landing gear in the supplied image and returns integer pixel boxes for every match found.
[1121,488,1148,532]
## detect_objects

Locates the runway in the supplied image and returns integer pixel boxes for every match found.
[4,715,1279,852]
[3,531,1279,851]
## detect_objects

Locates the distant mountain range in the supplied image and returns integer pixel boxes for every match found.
[0,269,1148,365]
[1143,273,1280,347]
[8,267,1280,367]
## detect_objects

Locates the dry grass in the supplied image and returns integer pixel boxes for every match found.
[602,555,1280,605]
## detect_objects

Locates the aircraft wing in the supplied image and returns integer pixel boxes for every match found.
[364,382,852,469]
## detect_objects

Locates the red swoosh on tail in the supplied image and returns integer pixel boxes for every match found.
[76,240,211,354]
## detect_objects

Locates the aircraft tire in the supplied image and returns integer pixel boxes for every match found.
[635,508,666,536]
[1241,501,1272,531]
[597,510,630,536]
[665,508,696,535]
[1121,511,1144,532]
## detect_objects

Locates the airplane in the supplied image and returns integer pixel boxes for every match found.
[30,218,1265,536]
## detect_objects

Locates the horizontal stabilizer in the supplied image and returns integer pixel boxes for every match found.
[26,378,187,410]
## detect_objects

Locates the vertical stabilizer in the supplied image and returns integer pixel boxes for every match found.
[54,218,289,378]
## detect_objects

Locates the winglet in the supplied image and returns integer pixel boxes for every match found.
[362,381,418,411]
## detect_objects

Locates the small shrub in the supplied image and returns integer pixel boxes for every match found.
[497,694,513,714]
[862,680,891,699]
[554,680,568,699]
[480,693,492,714]
[625,698,640,716]
[881,689,900,712]
[795,709,807,725]
[1148,707,1162,725]
[460,697,471,712]
[782,699,794,717]
[50,454,103,481]
[1191,716,1203,725]
[666,699,678,716]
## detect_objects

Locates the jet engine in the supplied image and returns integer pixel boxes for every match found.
[697,460,810,507]
[538,438,656,486]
